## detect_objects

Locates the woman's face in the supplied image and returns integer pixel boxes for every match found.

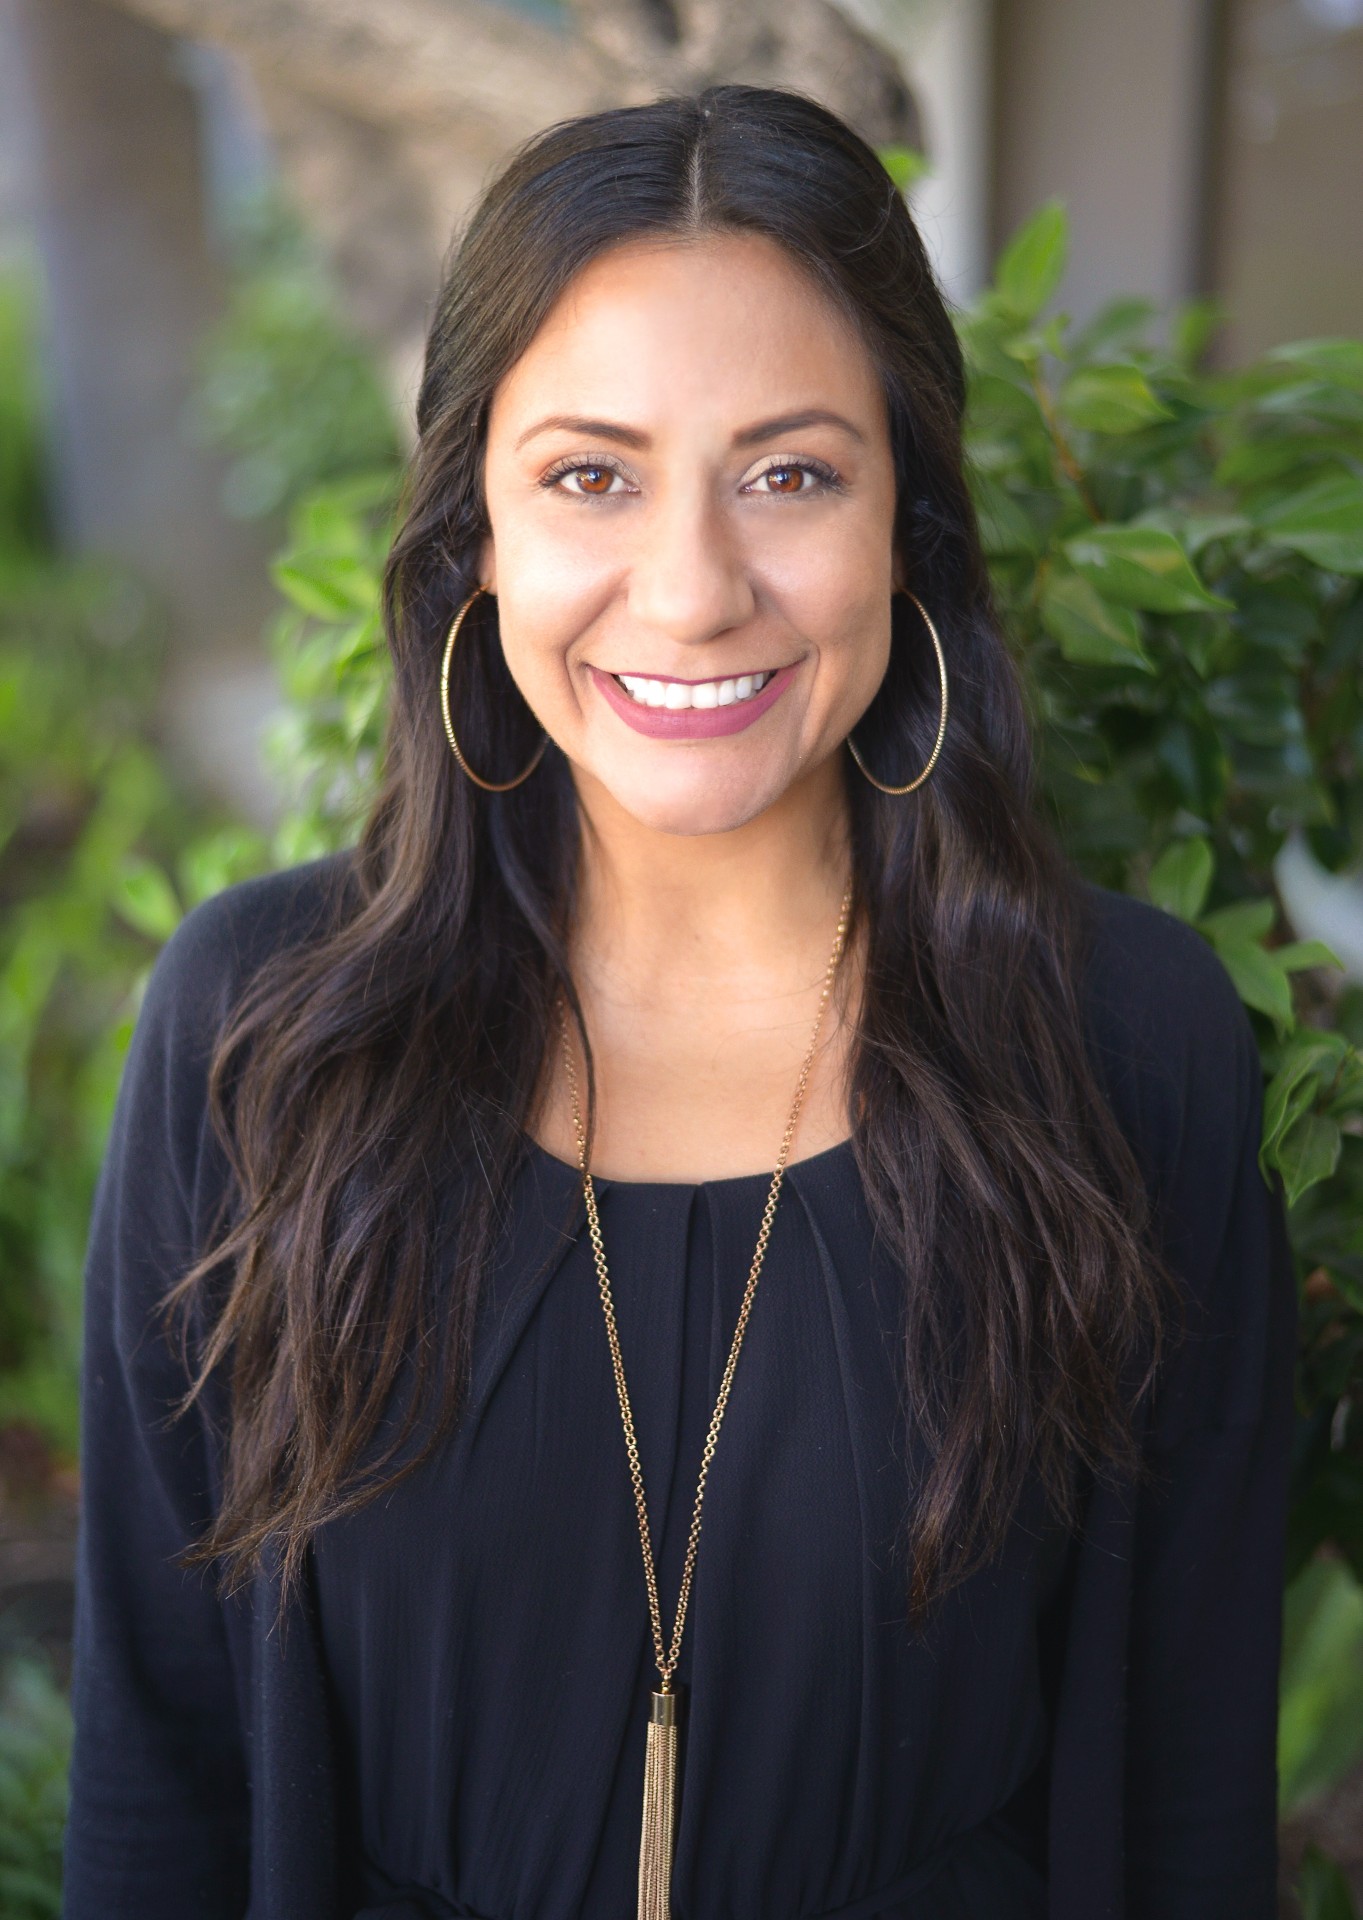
[478,229,902,837]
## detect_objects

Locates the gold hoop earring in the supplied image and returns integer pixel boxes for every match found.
[846,590,950,796]
[439,586,548,793]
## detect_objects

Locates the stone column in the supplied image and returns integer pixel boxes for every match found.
[10,0,282,821]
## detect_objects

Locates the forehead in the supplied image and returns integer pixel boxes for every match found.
[487,230,885,440]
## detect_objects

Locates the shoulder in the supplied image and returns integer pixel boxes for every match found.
[85,853,358,1383]
[1073,879,1252,1059]
[137,848,356,1059]
[1070,879,1261,1189]
[1071,883,1291,1442]
[116,851,357,1212]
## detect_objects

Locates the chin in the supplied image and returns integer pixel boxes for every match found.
[606,766,790,838]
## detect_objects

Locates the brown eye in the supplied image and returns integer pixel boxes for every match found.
[574,466,615,494]
[764,466,807,494]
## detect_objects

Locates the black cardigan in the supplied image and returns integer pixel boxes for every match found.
[60,852,1298,1918]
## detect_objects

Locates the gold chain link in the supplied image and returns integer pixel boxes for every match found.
[557,882,853,1694]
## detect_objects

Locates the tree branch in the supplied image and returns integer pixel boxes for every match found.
[108,0,919,150]
[108,0,611,139]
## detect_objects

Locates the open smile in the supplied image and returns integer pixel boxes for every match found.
[589,663,797,740]
[614,669,776,711]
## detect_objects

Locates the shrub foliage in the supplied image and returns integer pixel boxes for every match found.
[2,195,1362,1902]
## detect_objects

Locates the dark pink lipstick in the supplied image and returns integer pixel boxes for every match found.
[590,665,796,740]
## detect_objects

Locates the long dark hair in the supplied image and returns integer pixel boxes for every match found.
[169,84,1174,1620]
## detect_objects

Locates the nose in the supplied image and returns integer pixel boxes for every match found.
[625,480,756,650]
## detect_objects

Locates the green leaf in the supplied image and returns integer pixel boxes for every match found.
[330,614,384,671]
[994,201,1068,321]
[1203,931,1294,1030]
[177,827,270,909]
[1326,1050,1363,1118]
[1199,897,1277,943]
[1280,1557,1363,1818]
[1149,837,1213,921]
[114,856,182,943]
[1064,525,1233,613]
[1274,939,1345,975]
[970,474,1041,558]
[1039,571,1152,669]
[1255,473,1363,575]
[1296,1845,1360,1920]
[1254,379,1363,426]
[1058,363,1174,434]
[1001,317,1068,366]
[272,552,381,620]
[1069,297,1159,362]
[1171,295,1226,367]
[878,144,930,192]
[342,676,385,746]
[1261,1033,1348,1166]
[1279,1111,1346,1204]
[1138,509,1251,558]
[1265,337,1363,394]
[289,470,395,544]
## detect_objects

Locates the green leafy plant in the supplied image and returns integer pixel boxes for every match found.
[0,1654,71,1919]
[0,201,403,1453]
[0,271,256,1454]
[958,202,1363,1598]
[253,202,1363,1614]
[253,192,1363,1897]
[879,143,930,194]
[1298,1844,1363,1920]
[957,198,1363,1905]
[263,470,398,862]
[1279,1552,1363,1814]
[185,194,401,523]
[7,175,1363,1904]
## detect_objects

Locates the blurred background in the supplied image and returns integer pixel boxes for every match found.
[1,0,1361,1912]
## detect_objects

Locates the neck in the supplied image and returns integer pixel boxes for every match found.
[569,753,852,1005]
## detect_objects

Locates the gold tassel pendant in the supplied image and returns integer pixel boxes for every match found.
[638,1689,680,1919]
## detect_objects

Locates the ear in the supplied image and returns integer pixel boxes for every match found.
[477,535,496,594]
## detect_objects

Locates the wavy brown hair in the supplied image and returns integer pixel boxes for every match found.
[168,84,1177,1621]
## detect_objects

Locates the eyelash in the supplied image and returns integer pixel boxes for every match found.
[537,453,845,499]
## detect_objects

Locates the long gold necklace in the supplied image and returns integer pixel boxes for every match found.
[556,883,853,1920]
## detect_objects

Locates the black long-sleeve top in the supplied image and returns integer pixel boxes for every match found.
[61,851,1298,1918]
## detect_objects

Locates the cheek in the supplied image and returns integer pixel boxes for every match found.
[483,515,602,721]
[759,509,897,711]
[808,585,894,736]
[794,560,902,737]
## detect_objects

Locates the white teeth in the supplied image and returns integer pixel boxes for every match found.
[614,670,773,710]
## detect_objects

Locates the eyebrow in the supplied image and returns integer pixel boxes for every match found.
[513,407,867,453]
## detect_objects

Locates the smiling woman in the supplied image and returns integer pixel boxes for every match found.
[63,85,1295,1920]
[476,230,898,862]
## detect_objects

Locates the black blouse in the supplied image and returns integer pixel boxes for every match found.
[319,1136,1060,1919]
[61,851,1299,1920]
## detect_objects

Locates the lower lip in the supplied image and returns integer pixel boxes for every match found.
[590,665,796,740]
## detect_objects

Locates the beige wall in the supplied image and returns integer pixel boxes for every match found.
[990,0,1220,325]
[12,0,276,649]
[1209,0,1363,363]
[11,0,282,821]
[989,0,1362,357]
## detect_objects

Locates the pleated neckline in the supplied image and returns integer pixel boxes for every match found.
[521,1129,858,1195]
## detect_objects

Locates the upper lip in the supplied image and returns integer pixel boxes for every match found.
[595,665,793,683]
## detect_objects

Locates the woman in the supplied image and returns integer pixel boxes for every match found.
[63,84,1296,1920]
